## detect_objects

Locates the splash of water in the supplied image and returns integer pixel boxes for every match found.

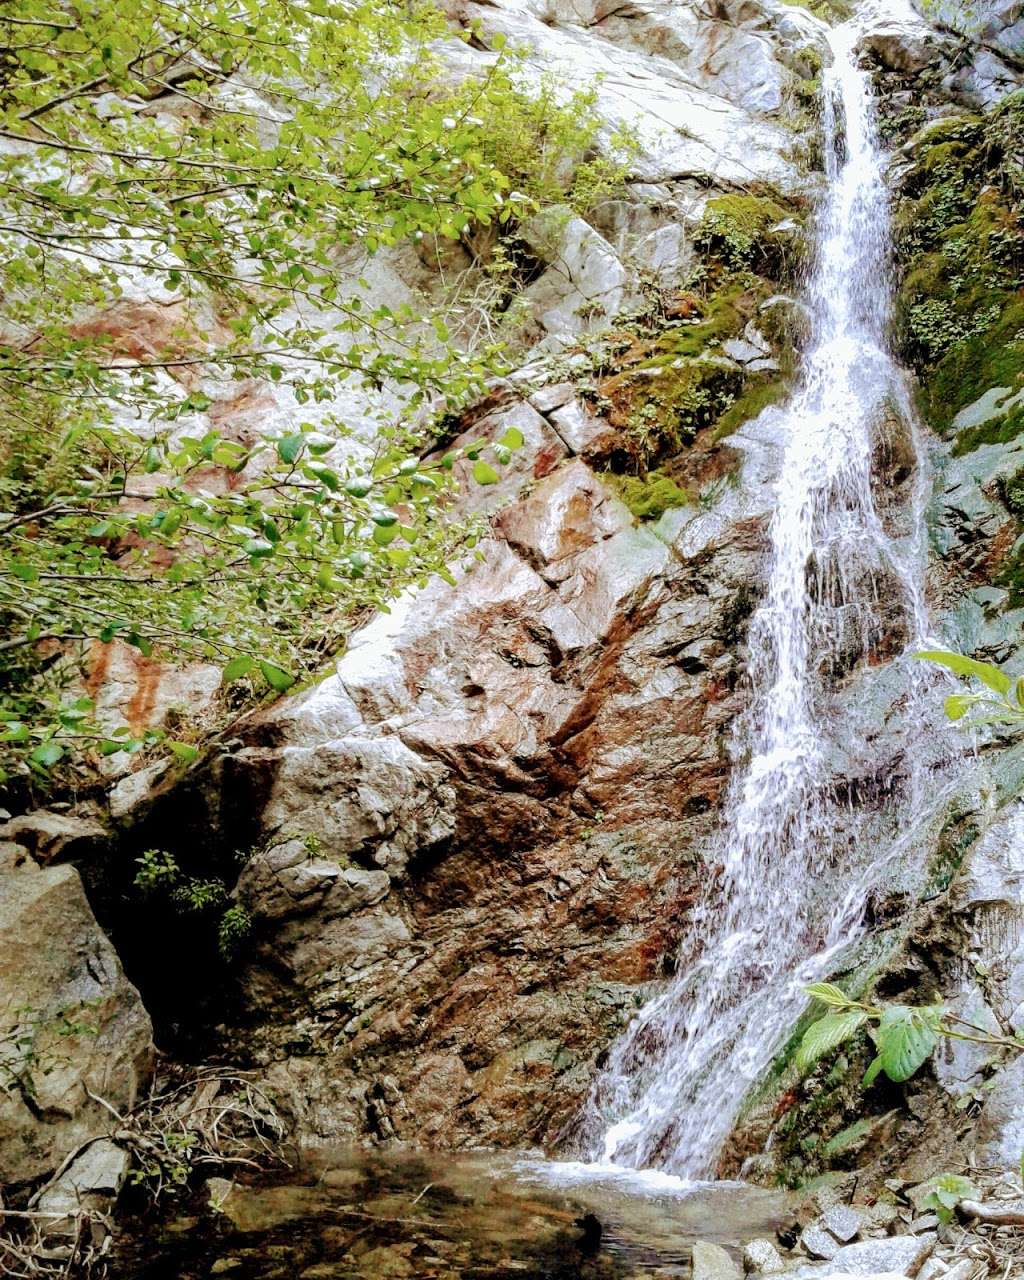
[577,19,946,1178]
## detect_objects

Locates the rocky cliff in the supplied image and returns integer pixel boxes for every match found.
[2,0,1024,1222]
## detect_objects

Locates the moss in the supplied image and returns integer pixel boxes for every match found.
[1004,465,1024,519]
[711,373,791,441]
[952,398,1024,456]
[820,1117,877,1158]
[695,194,801,275]
[893,94,1024,433]
[606,470,693,521]
[922,296,1024,430]
[995,538,1024,609]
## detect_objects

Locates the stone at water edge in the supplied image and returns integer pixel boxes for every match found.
[782,1232,937,1279]
[691,1239,742,1280]
[743,1237,787,1274]
[802,1222,842,1260]
[819,1204,862,1244]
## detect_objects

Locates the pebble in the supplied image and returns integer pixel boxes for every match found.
[908,1213,940,1233]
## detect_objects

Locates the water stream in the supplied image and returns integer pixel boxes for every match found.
[577,15,948,1179]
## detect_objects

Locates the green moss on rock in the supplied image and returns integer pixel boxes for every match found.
[606,470,693,521]
[894,96,1024,432]
[695,194,802,275]
[952,397,1024,456]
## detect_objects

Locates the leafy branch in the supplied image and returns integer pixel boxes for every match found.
[915,649,1024,728]
[796,982,1024,1085]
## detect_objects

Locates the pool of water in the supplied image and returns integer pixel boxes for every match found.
[112,1149,796,1279]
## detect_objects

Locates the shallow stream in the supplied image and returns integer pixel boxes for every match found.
[113,1150,795,1279]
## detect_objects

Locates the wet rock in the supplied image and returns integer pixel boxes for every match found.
[548,399,619,460]
[0,860,153,1185]
[521,207,634,346]
[692,1239,743,1280]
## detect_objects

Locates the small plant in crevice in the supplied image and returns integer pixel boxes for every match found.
[920,1172,979,1224]
[133,849,246,964]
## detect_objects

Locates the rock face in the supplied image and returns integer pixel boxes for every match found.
[210,394,768,1147]
[0,843,153,1187]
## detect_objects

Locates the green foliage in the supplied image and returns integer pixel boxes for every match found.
[694,195,797,273]
[894,99,1024,430]
[134,846,242,958]
[921,1173,978,1224]
[218,904,252,961]
[914,649,1024,730]
[134,848,181,895]
[0,0,597,786]
[797,985,1024,1088]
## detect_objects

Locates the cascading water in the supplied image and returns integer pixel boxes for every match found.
[577,15,949,1179]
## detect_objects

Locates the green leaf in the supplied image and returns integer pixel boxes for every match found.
[168,741,200,764]
[862,1055,885,1088]
[875,1005,941,1082]
[259,660,296,692]
[472,460,500,486]
[914,650,1012,696]
[222,656,254,683]
[944,693,974,721]
[805,982,853,1009]
[500,426,525,449]
[277,433,305,464]
[30,741,64,768]
[796,1010,868,1072]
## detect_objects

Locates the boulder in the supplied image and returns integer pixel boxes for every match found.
[691,1239,742,1280]
[0,857,153,1186]
[859,17,954,72]
[521,207,634,346]
[0,811,107,866]
[784,1234,937,1278]
[34,1137,130,1233]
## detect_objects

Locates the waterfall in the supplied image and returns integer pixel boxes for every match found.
[578,18,945,1179]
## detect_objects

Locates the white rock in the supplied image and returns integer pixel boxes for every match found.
[691,1239,742,1280]
[743,1237,787,1273]
[784,1233,936,1278]
[802,1223,841,1260]
[820,1204,863,1243]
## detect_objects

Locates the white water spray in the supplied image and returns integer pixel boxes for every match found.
[578,18,947,1178]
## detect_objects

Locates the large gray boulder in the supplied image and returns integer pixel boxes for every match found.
[0,845,153,1186]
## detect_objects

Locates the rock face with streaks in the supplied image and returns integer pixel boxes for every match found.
[205,386,773,1147]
